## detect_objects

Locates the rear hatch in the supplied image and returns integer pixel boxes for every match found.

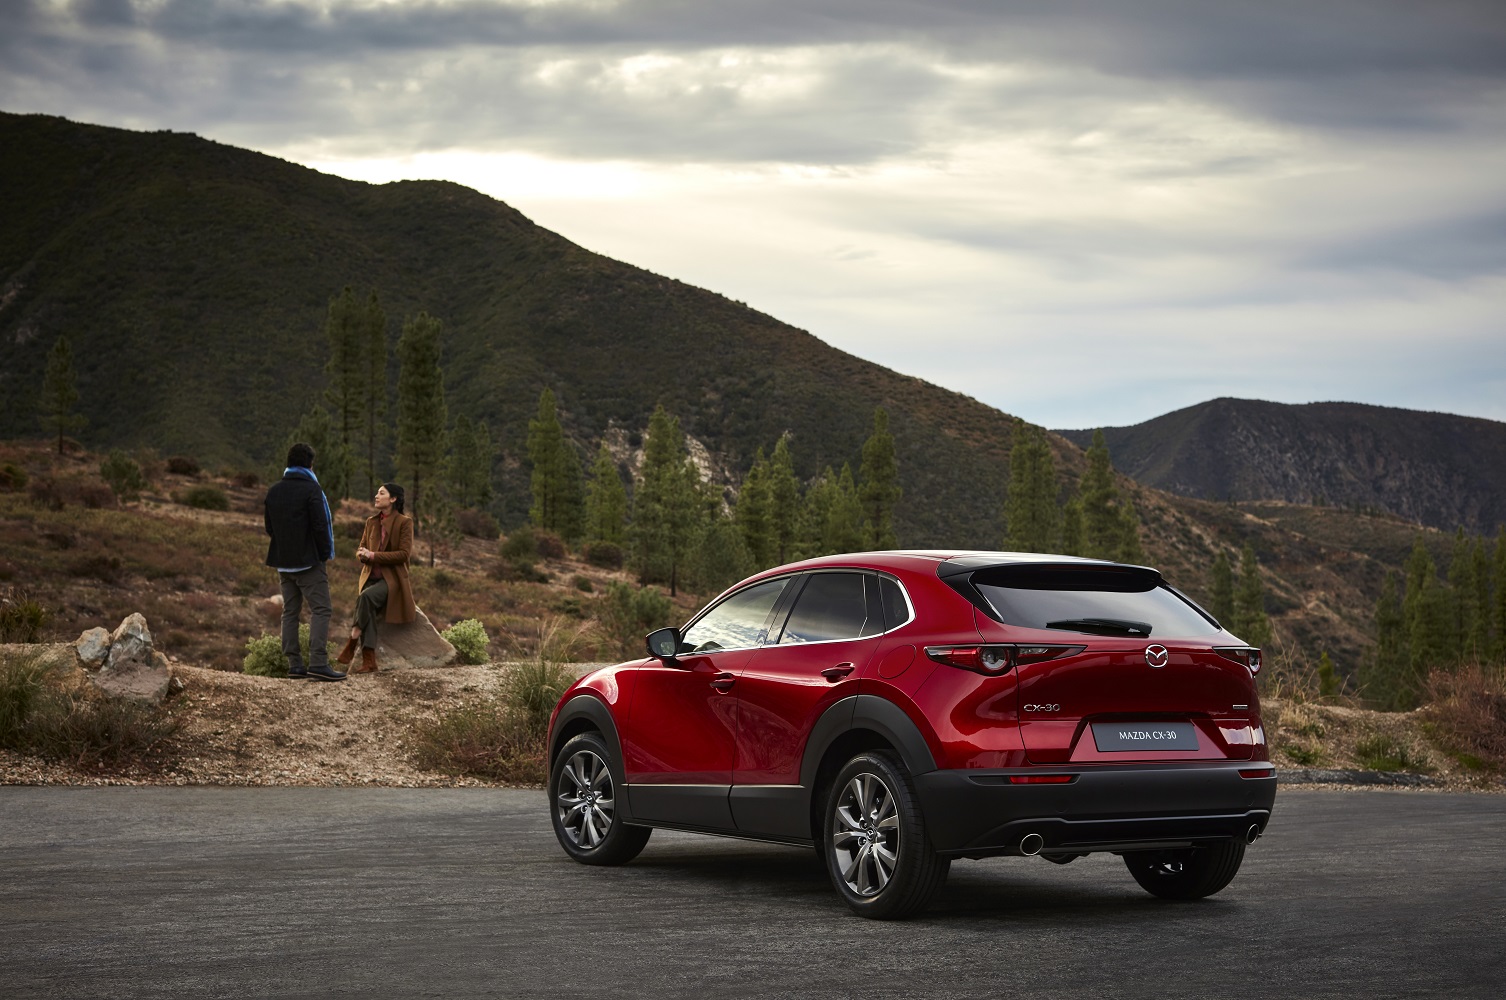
[945,559,1259,764]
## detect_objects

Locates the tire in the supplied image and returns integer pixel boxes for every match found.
[1123,841,1246,900]
[823,751,949,919]
[549,732,651,866]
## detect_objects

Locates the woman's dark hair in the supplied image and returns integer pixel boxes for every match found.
[382,482,406,514]
[286,442,315,469]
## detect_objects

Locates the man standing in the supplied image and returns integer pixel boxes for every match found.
[264,442,345,681]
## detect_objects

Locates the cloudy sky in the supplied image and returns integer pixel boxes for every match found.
[4,0,1504,429]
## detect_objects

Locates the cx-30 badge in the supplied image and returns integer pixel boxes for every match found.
[1145,645,1169,668]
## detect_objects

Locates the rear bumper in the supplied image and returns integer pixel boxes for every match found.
[913,762,1277,857]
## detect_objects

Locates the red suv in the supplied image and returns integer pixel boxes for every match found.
[547,551,1275,918]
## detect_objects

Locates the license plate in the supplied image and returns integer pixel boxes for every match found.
[1091,721,1199,751]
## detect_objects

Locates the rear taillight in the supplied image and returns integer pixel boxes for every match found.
[1215,646,1262,675]
[924,644,1083,675]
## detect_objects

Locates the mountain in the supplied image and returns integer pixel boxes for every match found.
[0,111,1033,543]
[1056,398,1506,535]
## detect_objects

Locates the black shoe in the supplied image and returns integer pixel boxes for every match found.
[287,668,308,680]
[306,664,348,682]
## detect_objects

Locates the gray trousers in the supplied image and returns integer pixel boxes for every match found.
[354,578,389,648]
[279,564,331,669]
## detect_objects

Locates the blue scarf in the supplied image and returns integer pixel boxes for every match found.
[284,466,336,561]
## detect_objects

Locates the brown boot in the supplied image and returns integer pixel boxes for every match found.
[336,636,359,665]
[354,647,378,674]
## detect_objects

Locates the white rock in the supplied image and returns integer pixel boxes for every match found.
[93,613,170,704]
[75,627,111,669]
[373,608,458,670]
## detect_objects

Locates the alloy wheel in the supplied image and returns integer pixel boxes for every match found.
[831,771,901,896]
[556,748,615,849]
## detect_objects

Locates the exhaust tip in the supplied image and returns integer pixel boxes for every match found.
[1245,824,1261,845]
[1019,833,1045,856]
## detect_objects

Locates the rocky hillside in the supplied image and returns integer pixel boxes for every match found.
[1057,398,1506,535]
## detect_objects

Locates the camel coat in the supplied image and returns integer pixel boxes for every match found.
[356,512,417,624]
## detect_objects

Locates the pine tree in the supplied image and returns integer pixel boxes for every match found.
[584,442,628,545]
[686,510,754,595]
[859,407,901,549]
[1494,528,1506,662]
[1080,429,1123,560]
[767,436,802,564]
[282,405,352,508]
[1446,528,1476,664]
[1117,498,1144,563]
[447,415,495,510]
[394,312,448,559]
[1468,537,1490,663]
[360,291,389,498]
[527,388,584,542]
[1233,543,1272,648]
[1316,650,1340,699]
[322,287,364,500]
[736,448,774,567]
[1402,536,1451,676]
[1003,421,1058,552]
[1364,572,1415,710]
[630,406,703,595]
[39,334,86,454]
[1209,550,1235,626]
[1060,495,1084,557]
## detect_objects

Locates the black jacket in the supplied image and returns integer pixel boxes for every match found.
[264,471,334,569]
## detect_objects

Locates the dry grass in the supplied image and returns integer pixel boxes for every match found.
[1422,663,1506,773]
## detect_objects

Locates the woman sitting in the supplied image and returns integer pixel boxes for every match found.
[336,483,416,674]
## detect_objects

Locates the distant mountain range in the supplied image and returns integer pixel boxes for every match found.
[1056,398,1506,535]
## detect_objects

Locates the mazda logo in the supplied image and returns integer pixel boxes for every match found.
[1145,645,1169,668]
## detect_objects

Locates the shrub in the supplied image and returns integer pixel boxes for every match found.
[489,558,550,584]
[573,575,593,592]
[100,450,148,502]
[28,477,67,510]
[0,589,51,643]
[409,696,547,784]
[68,554,125,584]
[343,520,366,539]
[1,649,180,765]
[1423,664,1506,771]
[534,530,567,560]
[166,456,201,476]
[1354,733,1424,772]
[499,527,537,563]
[431,569,457,593]
[582,541,624,570]
[180,485,230,511]
[242,624,336,677]
[0,463,27,491]
[442,618,490,664]
[232,471,260,488]
[457,508,499,539]
[77,482,115,509]
[598,582,672,658]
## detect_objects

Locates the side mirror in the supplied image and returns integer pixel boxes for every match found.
[645,627,682,662]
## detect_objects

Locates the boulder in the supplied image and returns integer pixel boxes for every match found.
[75,627,111,669]
[373,608,458,670]
[93,613,171,704]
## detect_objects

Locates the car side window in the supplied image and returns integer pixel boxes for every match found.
[778,573,872,644]
[879,576,913,631]
[680,578,790,653]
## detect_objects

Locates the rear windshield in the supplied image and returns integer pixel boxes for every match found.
[973,567,1217,638]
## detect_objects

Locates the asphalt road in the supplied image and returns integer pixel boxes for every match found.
[2,787,1503,999]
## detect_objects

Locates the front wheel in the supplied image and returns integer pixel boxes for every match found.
[823,751,949,919]
[1123,841,1246,899]
[549,732,651,866]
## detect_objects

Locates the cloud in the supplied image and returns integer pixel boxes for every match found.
[2,0,1503,428]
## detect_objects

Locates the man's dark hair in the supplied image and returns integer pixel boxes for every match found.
[286,442,316,469]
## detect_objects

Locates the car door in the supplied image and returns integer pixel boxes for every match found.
[621,576,791,830]
[730,571,884,839]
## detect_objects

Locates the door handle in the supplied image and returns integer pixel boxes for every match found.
[710,672,736,692]
[821,663,855,682]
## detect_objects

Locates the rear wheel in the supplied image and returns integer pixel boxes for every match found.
[550,732,651,866]
[1123,841,1246,899]
[823,751,949,919]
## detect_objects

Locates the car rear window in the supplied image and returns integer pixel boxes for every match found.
[971,565,1217,638]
